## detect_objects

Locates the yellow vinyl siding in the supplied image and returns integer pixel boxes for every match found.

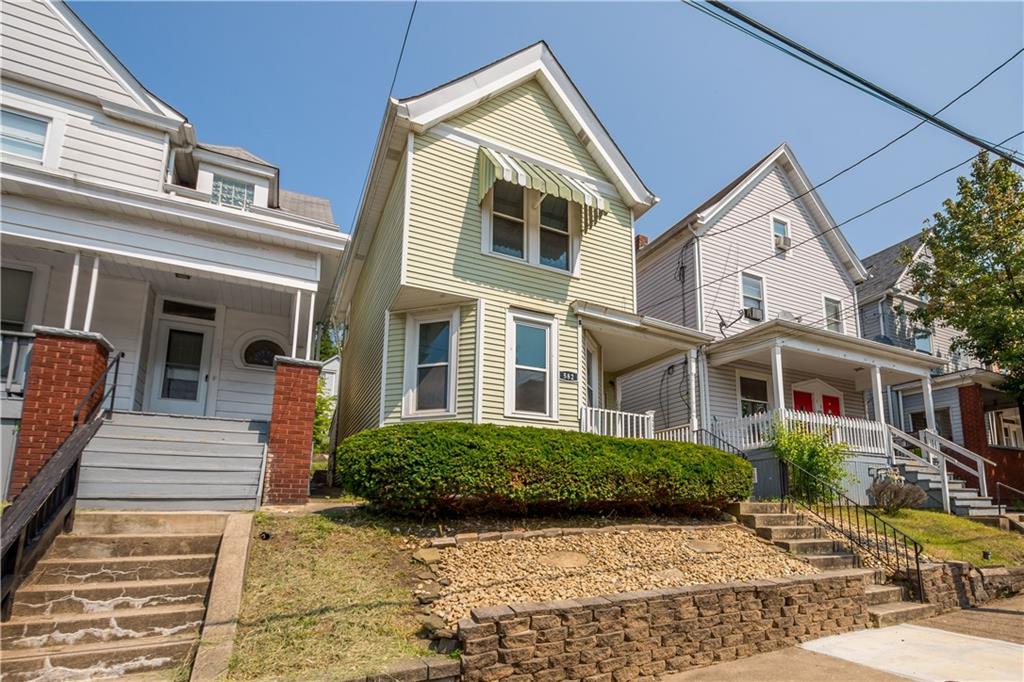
[339,154,406,437]
[449,79,603,179]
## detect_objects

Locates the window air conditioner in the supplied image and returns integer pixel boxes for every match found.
[744,307,764,321]
[774,234,793,250]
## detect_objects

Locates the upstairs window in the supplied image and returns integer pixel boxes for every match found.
[824,297,844,333]
[772,217,789,238]
[1,109,47,161]
[491,182,525,259]
[741,273,765,321]
[211,174,255,211]
[914,329,933,354]
[539,195,570,271]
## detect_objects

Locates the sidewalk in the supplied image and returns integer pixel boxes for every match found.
[664,595,1024,682]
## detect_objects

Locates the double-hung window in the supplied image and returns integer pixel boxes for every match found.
[507,311,556,418]
[491,182,526,259]
[772,217,788,238]
[404,311,458,416]
[211,174,255,211]
[741,273,765,321]
[914,329,933,354]
[1,108,48,161]
[739,376,770,416]
[824,297,844,333]
[539,195,570,271]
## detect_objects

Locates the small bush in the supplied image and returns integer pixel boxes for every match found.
[335,422,753,516]
[869,476,927,515]
[769,420,851,503]
[312,378,335,455]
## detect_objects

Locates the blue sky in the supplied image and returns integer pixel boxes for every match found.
[72,1,1022,257]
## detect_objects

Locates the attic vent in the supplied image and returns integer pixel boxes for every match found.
[576,129,591,147]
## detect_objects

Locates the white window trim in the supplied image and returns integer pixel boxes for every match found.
[769,213,790,249]
[739,271,767,323]
[735,370,773,417]
[822,295,845,334]
[0,94,67,169]
[505,308,559,421]
[403,308,459,419]
[791,378,845,415]
[584,332,602,409]
[481,185,581,278]
[231,329,291,372]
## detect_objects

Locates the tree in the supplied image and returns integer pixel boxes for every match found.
[318,323,342,360]
[902,152,1024,416]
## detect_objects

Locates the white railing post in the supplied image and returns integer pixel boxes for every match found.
[978,462,988,498]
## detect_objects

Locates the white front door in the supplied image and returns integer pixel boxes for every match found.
[149,319,214,415]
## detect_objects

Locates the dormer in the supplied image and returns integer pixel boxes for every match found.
[168,144,279,212]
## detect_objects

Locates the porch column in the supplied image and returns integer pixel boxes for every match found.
[921,376,937,433]
[771,344,785,411]
[83,255,100,332]
[64,252,81,329]
[264,356,322,505]
[291,290,302,358]
[10,328,112,498]
[687,348,698,429]
[305,293,316,361]
[870,365,885,423]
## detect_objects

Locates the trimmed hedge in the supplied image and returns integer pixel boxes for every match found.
[335,422,753,516]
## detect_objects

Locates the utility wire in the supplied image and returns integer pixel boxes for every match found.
[699,1,1024,167]
[699,46,1024,242]
[388,1,418,99]
[639,130,1024,315]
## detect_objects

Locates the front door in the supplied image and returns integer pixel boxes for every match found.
[822,394,842,416]
[793,390,814,412]
[149,320,213,415]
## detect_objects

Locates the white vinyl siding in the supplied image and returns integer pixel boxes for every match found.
[618,354,698,431]
[697,164,857,334]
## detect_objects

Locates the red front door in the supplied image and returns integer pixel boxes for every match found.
[793,391,814,412]
[822,395,842,416]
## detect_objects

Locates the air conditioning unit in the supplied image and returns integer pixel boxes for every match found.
[774,234,793,250]
[743,307,764,321]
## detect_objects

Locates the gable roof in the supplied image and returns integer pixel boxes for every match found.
[3,0,185,122]
[857,232,924,303]
[196,143,273,167]
[638,143,868,283]
[331,41,658,322]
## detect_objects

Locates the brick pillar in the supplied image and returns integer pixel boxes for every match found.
[263,357,321,505]
[10,328,111,499]
[959,383,988,456]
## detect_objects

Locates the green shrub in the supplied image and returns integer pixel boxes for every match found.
[335,422,753,516]
[769,420,851,503]
[312,378,335,455]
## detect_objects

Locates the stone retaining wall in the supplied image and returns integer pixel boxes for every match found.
[918,562,1024,612]
[457,568,874,681]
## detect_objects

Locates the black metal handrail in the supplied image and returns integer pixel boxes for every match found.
[779,456,925,601]
[692,428,750,460]
[1,349,123,620]
[72,351,124,425]
[995,481,1024,510]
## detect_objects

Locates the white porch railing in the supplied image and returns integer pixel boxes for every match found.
[579,407,654,439]
[1,331,34,397]
[653,424,694,443]
[712,408,890,455]
[889,424,997,512]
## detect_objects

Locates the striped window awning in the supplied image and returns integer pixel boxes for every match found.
[477,147,608,231]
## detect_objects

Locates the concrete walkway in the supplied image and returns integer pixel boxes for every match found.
[665,595,1024,682]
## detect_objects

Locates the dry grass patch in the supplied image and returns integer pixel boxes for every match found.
[228,512,429,680]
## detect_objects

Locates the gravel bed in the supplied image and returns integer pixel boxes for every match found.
[429,525,816,625]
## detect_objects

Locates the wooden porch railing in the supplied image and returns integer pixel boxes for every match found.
[712,408,890,455]
[579,407,654,439]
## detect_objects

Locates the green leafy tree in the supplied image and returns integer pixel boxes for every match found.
[312,378,335,455]
[318,324,341,361]
[902,153,1024,417]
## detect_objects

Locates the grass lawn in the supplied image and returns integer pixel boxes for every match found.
[228,512,430,680]
[879,509,1024,567]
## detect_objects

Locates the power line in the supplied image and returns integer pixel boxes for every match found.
[639,130,1024,315]
[700,46,1024,242]
[388,1,418,99]
[695,1,1024,167]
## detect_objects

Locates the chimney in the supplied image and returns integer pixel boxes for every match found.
[635,234,649,252]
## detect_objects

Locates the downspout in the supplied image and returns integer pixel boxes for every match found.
[689,224,704,333]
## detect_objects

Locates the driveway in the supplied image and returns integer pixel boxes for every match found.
[664,595,1024,682]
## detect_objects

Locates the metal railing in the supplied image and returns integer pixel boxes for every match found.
[1,331,34,396]
[579,407,654,439]
[995,481,1024,510]
[778,455,925,602]
[1,350,123,620]
[714,408,889,454]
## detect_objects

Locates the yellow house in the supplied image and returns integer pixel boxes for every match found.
[332,42,710,438]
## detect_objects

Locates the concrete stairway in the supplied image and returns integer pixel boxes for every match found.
[1,512,228,680]
[730,502,934,627]
[79,412,267,511]
[898,459,1006,518]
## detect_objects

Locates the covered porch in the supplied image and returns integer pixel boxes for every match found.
[572,301,711,439]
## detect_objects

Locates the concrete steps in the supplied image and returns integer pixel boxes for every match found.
[897,458,1005,518]
[731,502,934,629]
[0,511,229,679]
